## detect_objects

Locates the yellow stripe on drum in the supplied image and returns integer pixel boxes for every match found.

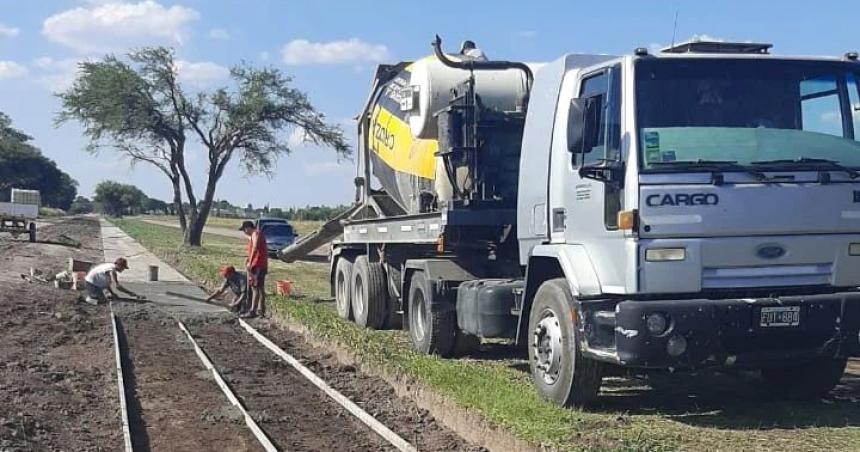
[369,105,437,180]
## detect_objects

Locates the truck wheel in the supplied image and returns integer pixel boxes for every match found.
[407,271,456,356]
[351,256,388,329]
[528,278,603,407]
[28,222,36,243]
[334,256,354,320]
[760,358,847,399]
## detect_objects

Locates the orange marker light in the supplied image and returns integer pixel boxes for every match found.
[617,209,637,231]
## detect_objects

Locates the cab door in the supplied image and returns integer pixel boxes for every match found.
[548,63,630,294]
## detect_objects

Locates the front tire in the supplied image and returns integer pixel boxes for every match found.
[407,271,456,356]
[761,358,847,399]
[528,278,603,407]
[28,222,36,243]
[334,256,354,320]
[351,256,388,329]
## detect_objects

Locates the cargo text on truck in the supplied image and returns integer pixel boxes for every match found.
[283,37,860,407]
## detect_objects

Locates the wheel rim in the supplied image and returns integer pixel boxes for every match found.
[410,289,426,342]
[336,271,347,312]
[533,308,564,385]
[353,274,365,319]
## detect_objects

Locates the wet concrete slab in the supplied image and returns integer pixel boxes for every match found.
[118,281,227,314]
[100,218,227,314]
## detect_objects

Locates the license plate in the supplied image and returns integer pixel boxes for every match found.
[759,306,801,327]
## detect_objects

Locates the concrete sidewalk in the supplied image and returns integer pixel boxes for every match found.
[100,219,226,314]
[101,219,187,282]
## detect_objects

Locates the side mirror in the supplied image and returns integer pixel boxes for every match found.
[568,97,602,154]
[579,159,625,188]
[567,98,586,153]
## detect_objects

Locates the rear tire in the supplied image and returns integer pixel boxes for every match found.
[334,256,354,320]
[528,278,603,407]
[407,271,456,356]
[28,222,36,243]
[761,358,847,399]
[351,256,388,329]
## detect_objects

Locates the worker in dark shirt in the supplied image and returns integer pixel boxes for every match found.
[205,265,247,312]
[239,220,268,318]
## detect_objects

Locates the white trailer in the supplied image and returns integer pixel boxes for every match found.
[0,189,40,242]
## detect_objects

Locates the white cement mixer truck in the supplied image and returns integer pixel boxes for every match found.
[328,37,860,406]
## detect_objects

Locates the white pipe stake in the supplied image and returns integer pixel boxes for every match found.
[238,319,418,452]
[177,320,278,452]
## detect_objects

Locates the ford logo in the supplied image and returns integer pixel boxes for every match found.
[756,244,786,259]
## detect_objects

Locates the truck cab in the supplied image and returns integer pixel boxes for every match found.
[519,41,860,405]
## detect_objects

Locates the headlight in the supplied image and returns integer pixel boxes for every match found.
[645,248,686,262]
[849,243,860,256]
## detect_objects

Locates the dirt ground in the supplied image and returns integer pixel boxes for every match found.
[185,316,482,451]
[243,318,485,452]
[113,304,259,451]
[0,218,122,451]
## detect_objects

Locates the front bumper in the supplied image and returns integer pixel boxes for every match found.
[581,291,860,369]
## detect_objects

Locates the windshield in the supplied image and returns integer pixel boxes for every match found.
[636,58,860,171]
[262,224,294,237]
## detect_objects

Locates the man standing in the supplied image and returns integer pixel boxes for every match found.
[84,257,144,305]
[239,220,268,318]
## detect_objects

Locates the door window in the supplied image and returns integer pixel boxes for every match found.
[577,65,623,229]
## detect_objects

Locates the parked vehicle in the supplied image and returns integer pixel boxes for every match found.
[327,37,860,407]
[0,189,40,243]
[255,218,297,256]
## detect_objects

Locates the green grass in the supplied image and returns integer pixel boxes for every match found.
[112,217,860,452]
[144,214,323,236]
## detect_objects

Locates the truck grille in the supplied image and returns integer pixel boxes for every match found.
[702,264,832,289]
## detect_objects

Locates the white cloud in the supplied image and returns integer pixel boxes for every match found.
[690,34,725,43]
[281,38,390,65]
[32,57,82,91]
[287,127,309,148]
[0,23,20,37]
[0,61,28,79]
[175,60,229,87]
[208,28,231,40]
[42,1,199,53]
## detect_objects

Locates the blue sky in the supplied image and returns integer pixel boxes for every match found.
[1,0,858,208]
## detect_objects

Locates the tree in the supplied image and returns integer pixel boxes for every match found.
[57,51,189,232]
[143,197,169,214]
[0,112,78,209]
[68,196,94,214]
[93,181,146,217]
[59,47,349,246]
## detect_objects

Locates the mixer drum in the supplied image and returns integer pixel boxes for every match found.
[367,56,528,214]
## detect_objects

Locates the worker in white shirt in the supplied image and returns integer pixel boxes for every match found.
[460,40,488,61]
[84,257,144,305]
